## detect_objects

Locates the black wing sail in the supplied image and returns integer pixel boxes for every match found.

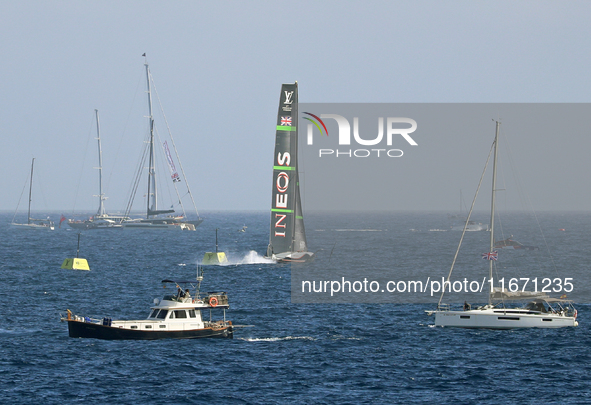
[266,83,313,262]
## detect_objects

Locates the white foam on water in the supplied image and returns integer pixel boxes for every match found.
[198,250,275,266]
[226,250,275,265]
[239,336,315,342]
[236,250,275,265]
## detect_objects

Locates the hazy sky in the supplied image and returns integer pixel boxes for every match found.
[1,1,590,214]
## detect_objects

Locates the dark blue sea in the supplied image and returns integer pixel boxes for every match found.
[1,211,590,404]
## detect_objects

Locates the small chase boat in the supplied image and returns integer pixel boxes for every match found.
[62,275,233,340]
[494,237,538,250]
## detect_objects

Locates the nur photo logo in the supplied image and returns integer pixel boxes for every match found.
[301,105,418,158]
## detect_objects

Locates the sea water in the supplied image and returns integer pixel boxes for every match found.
[1,211,590,404]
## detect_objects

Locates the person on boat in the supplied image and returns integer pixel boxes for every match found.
[463,301,471,311]
[184,289,191,299]
[527,301,546,313]
[177,287,186,300]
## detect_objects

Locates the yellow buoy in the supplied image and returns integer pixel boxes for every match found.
[61,258,90,271]
[202,228,228,265]
[62,233,90,270]
[202,251,228,265]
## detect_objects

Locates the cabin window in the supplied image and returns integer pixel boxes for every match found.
[460,315,470,319]
[174,310,187,319]
[497,316,520,321]
[156,310,168,319]
[149,309,159,318]
[130,325,138,329]
[543,319,553,322]
[145,325,152,329]
[188,310,196,318]
[159,325,166,328]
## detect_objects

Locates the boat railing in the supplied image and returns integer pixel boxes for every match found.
[437,303,451,311]
[203,292,228,307]
[204,320,232,330]
[63,313,103,324]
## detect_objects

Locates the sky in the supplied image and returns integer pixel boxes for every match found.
[1,1,590,215]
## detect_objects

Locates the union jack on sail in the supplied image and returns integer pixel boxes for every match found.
[482,251,498,260]
[280,116,292,126]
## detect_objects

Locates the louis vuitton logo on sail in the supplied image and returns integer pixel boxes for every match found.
[304,112,418,157]
[281,90,294,113]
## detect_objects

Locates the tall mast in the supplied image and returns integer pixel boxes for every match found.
[27,158,34,224]
[145,61,157,219]
[94,109,106,217]
[488,120,500,305]
[291,83,299,253]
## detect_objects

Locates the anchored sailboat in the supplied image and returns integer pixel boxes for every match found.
[68,110,125,230]
[265,82,314,263]
[11,158,54,230]
[428,121,577,328]
[122,57,203,231]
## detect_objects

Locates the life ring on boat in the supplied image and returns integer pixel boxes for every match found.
[574,309,578,319]
[209,297,218,307]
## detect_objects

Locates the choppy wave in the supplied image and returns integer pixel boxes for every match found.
[239,336,315,342]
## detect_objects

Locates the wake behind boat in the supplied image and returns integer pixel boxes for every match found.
[265,82,314,263]
[450,220,488,232]
[121,56,203,231]
[62,269,232,340]
[428,121,578,329]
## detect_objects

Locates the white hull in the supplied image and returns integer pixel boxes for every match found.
[122,221,195,231]
[68,218,123,230]
[433,308,578,329]
[11,223,54,231]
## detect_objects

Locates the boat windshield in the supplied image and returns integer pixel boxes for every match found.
[156,309,168,319]
[525,301,547,312]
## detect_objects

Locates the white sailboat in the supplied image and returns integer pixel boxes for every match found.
[11,158,54,230]
[265,82,314,262]
[428,121,578,329]
[68,110,125,230]
[122,57,203,231]
[450,191,488,231]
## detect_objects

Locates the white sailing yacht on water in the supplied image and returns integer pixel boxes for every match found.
[450,190,488,231]
[122,56,203,231]
[68,110,126,230]
[11,158,54,230]
[428,121,578,329]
